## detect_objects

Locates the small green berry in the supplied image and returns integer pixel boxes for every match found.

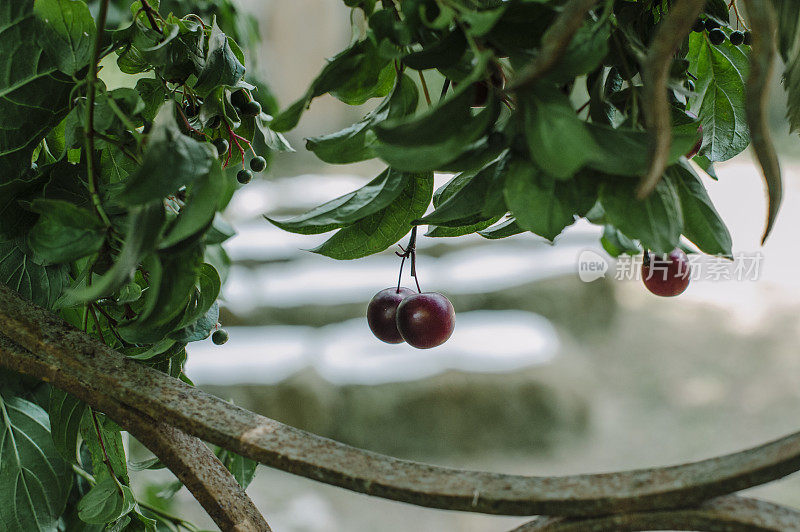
[242,100,262,117]
[213,138,229,157]
[730,30,744,45]
[249,155,267,172]
[231,89,250,109]
[743,31,752,46]
[212,329,229,345]
[692,19,705,33]
[183,101,199,118]
[237,169,253,184]
[708,28,726,45]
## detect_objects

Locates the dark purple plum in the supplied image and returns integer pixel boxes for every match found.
[642,249,691,297]
[367,287,415,344]
[396,292,455,349]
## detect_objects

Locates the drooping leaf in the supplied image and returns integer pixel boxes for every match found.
[119,104,214,205]
[600,177,683,254]
[601,225,641,257]
[160,163,226,249]
[79,411,129,485]
[503,159,597,241]
[192,19,246,97]
[0,393,72,532]
[267,168,410,235]
[478,217,524,239]
[668,161,732,256]
[311,172,433,259]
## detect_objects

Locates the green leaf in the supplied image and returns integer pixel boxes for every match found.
[686,30,750,161]
[160,163,226,249]
[403,29,466,70]
[271,38,390,131]
[668,161,732,256]
[33,0,96,75]
[0,176,47,239]
[80,411,129,485]
[425,217,500,238]
[216,448,258,489]
[331,38,395,105]
[0,0,74,179]
[170,263,221,342]
[544,23,609,83]
[59,202,165,306]
[521,88,597,180]
[478,217,524,239]
[600,177,683,254]
[135,78,167,122]
[28,199,105,264]
[601,225,641,257]
[373,73,499,171]
[119,104,214,205]
[267,168,409,234]
[0,392,72,532]
[48,388,87,463]
[0,238,69,309]
[312,172,433,259]
[77,478,135,525]
[504,160,596,241]
[192,19,246,97]
[417,159,507,227]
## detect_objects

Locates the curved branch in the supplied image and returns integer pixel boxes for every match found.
[2,283,800,518]
[510,0,598,90]
[0,335,270,532]
[636,0,706,198]
[743,0,783,244]
[512,496,800,531]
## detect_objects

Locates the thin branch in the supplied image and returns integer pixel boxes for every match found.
[3,284,800,518]
[510,0,599,90]
[0,334,270,532]
[742,0,782,244]
[512,495,800,531]
[636,0,706,198]
[84,0,113,228]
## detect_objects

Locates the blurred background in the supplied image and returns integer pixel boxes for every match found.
[135,2,800,530]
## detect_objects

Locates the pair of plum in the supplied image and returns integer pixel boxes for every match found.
[367,289,455,349]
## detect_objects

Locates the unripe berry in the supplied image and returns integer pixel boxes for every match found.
[708,28,726,45]
[212,329,229,345]
[237,169,253,184]
[212,138,229,158]
[730,31,744,46]
[250,155,267,172]
[241,100,262,117]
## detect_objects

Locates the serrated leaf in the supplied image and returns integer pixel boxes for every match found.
[119,104,214,205]
[33,0,96,75]
[504,159,596,241]
[0,392,72,532]
[267,167,409,234]
[0,0,74,179]
[48,388,87,463]
[28,199,105,264]
[80,411,129,485]
[312,172,433,259]
[686,30,750,161]
[600,177,683,254]
[0,238,69,309]
[668,161,732,256]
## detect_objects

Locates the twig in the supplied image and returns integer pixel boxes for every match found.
[636,0,706,198]
[4,282,800,519]
[417,70,432,106]
[0,333,270,532]
[84,0,113,228]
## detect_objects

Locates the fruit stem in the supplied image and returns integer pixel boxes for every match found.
[418,70,432,106]
[395,227,422,292]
